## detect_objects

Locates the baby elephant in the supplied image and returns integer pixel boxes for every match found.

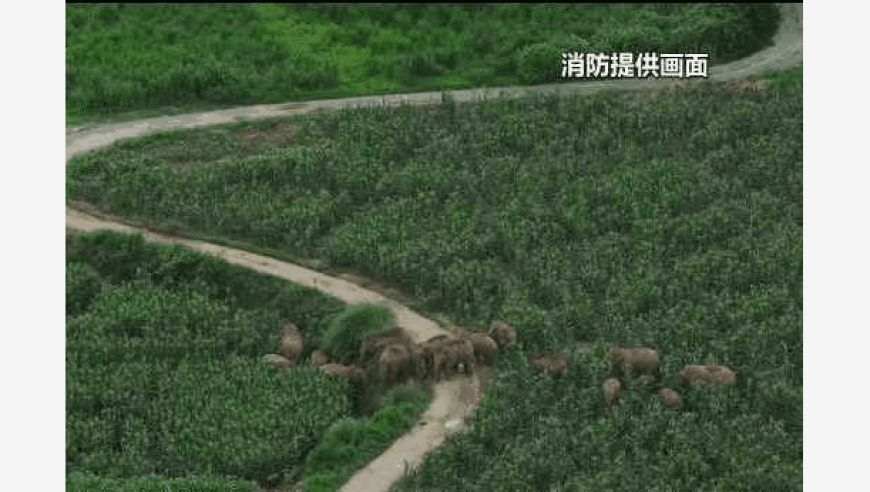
[280,322,305,366]
[658,388,683,409]
[603,377,623,410]
[679,364,738,386]
[263,354,293,372]
[532,353,568,378]
[310,350,329,367]
[606,347,659,376]
[319,363,366,384]
[488,321,517,349]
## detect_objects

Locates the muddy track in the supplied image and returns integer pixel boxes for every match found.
[65,5,801,491]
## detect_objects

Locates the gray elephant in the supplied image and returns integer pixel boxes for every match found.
[416,335,451,381]
[319,363,366,384]
[606,347,659,376]
[488,320,517,349]
[532,352,568,377]
[372,343,412,386]
[279,322,305,366]
[361,327,415,364]
[463,331,499,365]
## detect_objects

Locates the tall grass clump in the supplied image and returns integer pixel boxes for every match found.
[319,303,396,364]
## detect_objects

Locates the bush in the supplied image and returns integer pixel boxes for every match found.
[318,303,395,364]
[66,261,103,316]
[301,387,429,492]
[517,43,562,85]
[66,472,261,492]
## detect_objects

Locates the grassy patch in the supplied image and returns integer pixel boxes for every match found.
[756,66,803,91]
[65,231,352,487]
[301,386,430,492]
[68,80,801,488]
[66,473,261,492]
[319,303,396,364]
[67,3,780,124]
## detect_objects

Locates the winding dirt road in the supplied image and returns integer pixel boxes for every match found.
[65,5,801,491]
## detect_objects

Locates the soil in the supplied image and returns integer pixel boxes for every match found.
[65,5,801,491]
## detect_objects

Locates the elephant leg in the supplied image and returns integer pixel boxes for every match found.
[433,352,443,381]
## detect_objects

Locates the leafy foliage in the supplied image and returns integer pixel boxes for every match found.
[301,386,430,492]
[66,472,261,492]
[65,232,352,484]
[66,261,103,316]
[319,303,396,364]
[66,4,779,123]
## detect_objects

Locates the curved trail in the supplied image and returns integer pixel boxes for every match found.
[65,5,801,491]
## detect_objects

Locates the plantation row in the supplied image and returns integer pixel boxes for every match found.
[66,3,779,122]
[68,78,802,489]
[65,231,432,490]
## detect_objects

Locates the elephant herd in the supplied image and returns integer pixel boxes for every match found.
[355,322,514,386]
[262,320,738,411]
[262,320,517,388]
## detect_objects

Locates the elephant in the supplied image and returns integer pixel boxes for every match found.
[435,338,475,380]
[319,363,366,384]
[658,388,683,409]
[605,347,659,376]
[279,322,305,365]
[310,350,329,367]
[679,364,738,386]
[361,326,415,363]
[532,352,568,377]
[457,330,499,365]
[603,377,623,410]
[416,335,452,381]
[263,353,293,372]
[488,320,517,349]
[372,343,412,386]
[442,338,475,376]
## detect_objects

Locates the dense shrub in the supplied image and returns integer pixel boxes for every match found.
[318,303,396,364]
[66,261,103,316]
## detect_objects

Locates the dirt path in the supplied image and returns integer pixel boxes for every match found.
[65,5,801,491]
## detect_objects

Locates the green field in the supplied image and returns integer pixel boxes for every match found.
[66,3,780,124]
[68,74,802,489]
[65,231,432,490]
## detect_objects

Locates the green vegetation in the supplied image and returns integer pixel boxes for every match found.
[66,473,261,492]
[301,386,430,492]
[757,66,803,91]
[66,3,779,124]
[66,261,102,316]
[66,231,352,487]
[69,77,802,488]
[319,303,396,364]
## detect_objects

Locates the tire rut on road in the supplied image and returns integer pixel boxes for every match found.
[65,5,801,491]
